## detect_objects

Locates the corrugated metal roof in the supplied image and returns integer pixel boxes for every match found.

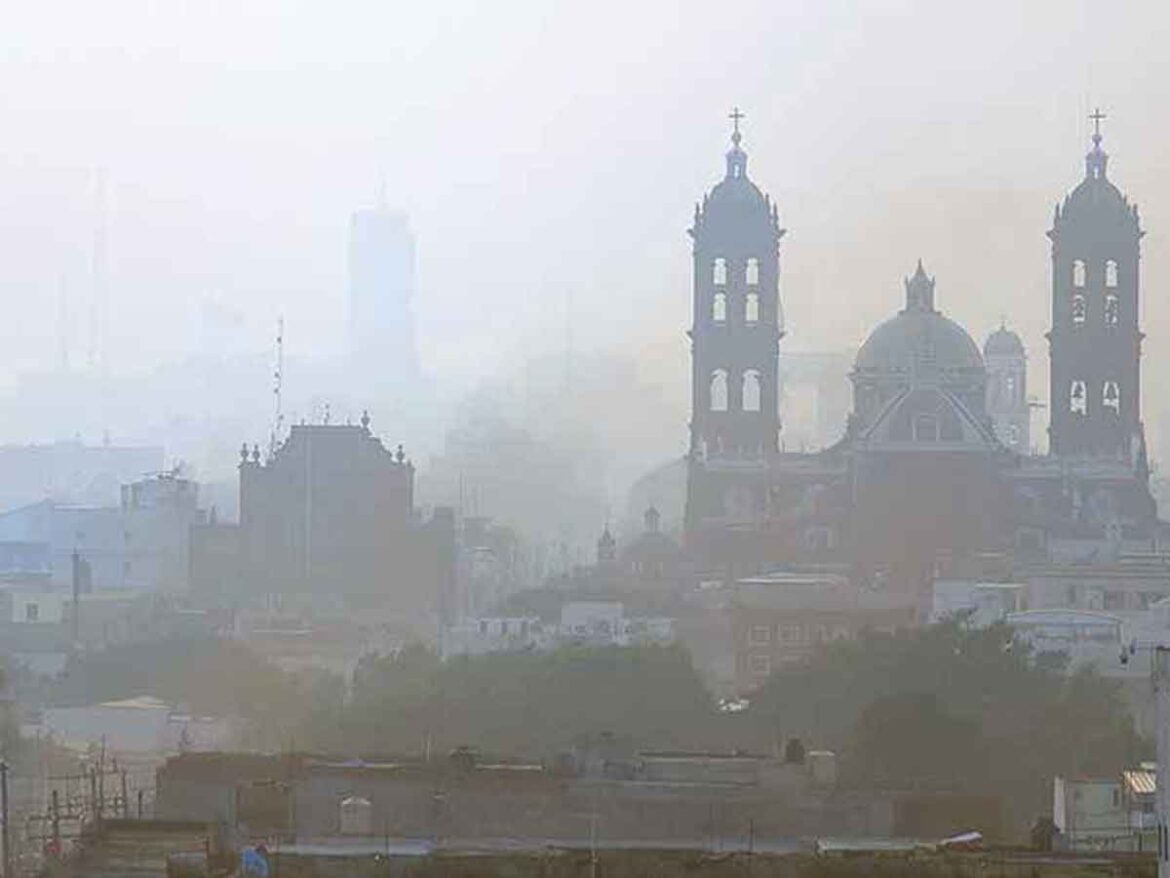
[1123,769,1156,796]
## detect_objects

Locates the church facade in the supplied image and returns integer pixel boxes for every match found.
[683,117,1158,603]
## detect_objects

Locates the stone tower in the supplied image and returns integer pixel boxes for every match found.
[984,324,1029,452]
[685,111,784,537]
[1048,115,1144,461]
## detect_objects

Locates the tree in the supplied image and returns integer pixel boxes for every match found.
[748,620,1144,823]
[338,643,717,758]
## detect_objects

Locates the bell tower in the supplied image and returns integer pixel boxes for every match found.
[1048,110,1144,462]
[687,110,785,463]
[685,110,784,537]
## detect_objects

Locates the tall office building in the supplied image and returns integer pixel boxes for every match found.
[347,199,419,385]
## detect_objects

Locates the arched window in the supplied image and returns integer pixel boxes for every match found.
[712,292,727,323]
[1105,294,1119,325]
[1072,294,1086,324]
[1105,260,1119,288]
[1073,260,1086,288]
[1070,380,1087,415]
[1103,381,1120,413]
[712,257,727,286]
[742,370,762,412]
[746,257,759,286]
[745,292,759,323]
[710,370,728,412]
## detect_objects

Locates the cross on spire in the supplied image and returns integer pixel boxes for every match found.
[1090,107,1106,143]
[729,106,745,145]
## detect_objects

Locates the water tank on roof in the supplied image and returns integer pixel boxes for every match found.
[339,795,373,836]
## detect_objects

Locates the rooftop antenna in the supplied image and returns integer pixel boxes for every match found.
[57,274,70,372]
[88,167,108,372]
[564,289,574,392]
[267,316,285,460]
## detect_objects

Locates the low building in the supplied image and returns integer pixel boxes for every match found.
[558,601,673,646]
[1052,775,1126,850]
[0,472,208,593]
[443,615,548,656]
[1005,609,1122,670]
[931,580,1027,627]
[39,696,231,756]
[731,571,916,692]
[1122,764,1156,844]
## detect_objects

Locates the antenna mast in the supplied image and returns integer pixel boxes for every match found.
[268,317,285,460]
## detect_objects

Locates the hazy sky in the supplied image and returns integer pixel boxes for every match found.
[2,0,1170,457]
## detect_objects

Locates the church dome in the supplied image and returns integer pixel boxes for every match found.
[693,114,779,240]
[854,262,984,376]
[1056,129,1139,229]
[984,324,1025,358]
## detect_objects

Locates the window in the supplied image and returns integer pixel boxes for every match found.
[712,292,727,322]
[749,653,771,677]
[742,370,762,412]
[1106,259,1118,288]
[1066,585,1078,605]
[1005,374,1016,402]
[746,257,760,286]
[1105,294,1119,325]
[1072,294,1086,324]
[745,292,759,323]
[1070,380,1087,414]
[479,620,488,635]
[913,413,940,442]
[778,625,803,642]
[713,257,727,286]
[749,625,771,645]
[1006,424,1020,446]
[25,603,38,623]
[710,370,728,411]
[1103,381,1120,413]
[1073,259,1086,288]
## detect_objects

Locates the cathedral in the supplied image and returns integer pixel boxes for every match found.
[683,113,1159,602]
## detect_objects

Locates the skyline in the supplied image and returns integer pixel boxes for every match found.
[1,1,1169,483]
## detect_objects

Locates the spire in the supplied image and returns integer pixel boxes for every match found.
[644,504,661,534]
[597,524,616,564]
[1085,107,1109,180]
[904,259,936,313]
[725,106,748,180]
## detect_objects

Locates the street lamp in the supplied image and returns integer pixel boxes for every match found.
[1121,641,1170,877]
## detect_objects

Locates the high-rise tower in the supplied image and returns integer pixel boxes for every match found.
[685,111,784,535]
[1047,112,1144,461]
[348,196,419,385]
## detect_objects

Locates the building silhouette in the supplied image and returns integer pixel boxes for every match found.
[683,114,1158,605]
[348,199,418,385]
[984,325,1029,452]
[191,417,455,617]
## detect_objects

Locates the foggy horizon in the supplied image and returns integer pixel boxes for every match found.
[3,1,1170,481]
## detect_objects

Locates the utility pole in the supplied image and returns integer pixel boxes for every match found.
[1,760,11,878]
[51,789,60,854]
[1155,647,1170,878]
[1120,641,1170,877]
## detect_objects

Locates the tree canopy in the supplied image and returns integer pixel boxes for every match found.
[334,642,718,758]
[747,619,1144,821]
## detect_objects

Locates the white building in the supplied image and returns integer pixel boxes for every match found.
[931,580,1027,627]
[39,696,232,755]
